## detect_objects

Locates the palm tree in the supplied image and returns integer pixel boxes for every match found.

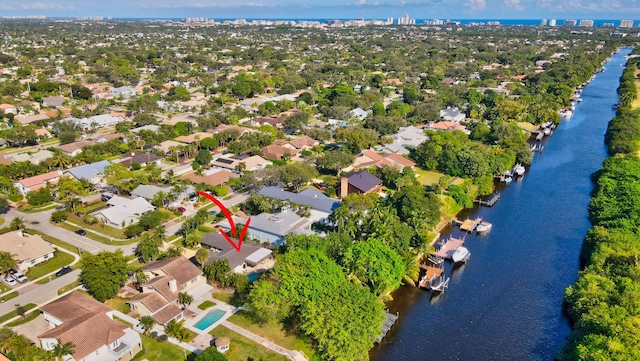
[139,315,155,335]
[51,339,75,361]
[177,292,194,310]
[195,248,209,265]
[0,251,17,277]
[165,319,186,338]
[9,217,25,231]
[235,161,246,173]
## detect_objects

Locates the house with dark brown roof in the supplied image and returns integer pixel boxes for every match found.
[119,152,163,168]
[181,169,236,187]
[57,140,95,157]
[340,171,383,198]
[38,291,142,361]
[128,256,206,325]
[250,117,284,128]
[273,135,319,152]
[348,149,416,171]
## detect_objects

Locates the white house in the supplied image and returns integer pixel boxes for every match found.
[1,231,55,272]
[95,196,155,228]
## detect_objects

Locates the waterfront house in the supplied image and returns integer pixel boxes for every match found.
[200,232,273,273]
[258,186,340,223]
[340,171,383,198]
[39,291,142,361]
[217,210,314,245]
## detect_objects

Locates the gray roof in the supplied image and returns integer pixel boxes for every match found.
[258,186,340,213]
[130,184,170,200]
[346,171,382,192]
[131,125,160,133]
[66,160,111,181]
[200,232,271,270]
[97,197,155,225]
[242,210,313,237]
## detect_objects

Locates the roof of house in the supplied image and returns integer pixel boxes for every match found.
[259,186,340,214]
[214,124,254,137]
[16,170,62,188]
[130,124,160,133]
[14,113,50,125]
[1,231,55,263]
[57,140,95,154]
[254,117,283,126]
[119,153,163,168]
[288,135,319,149]
[201,232,272,270]
[150,303,183,324]
[130,184,169,200]
[97,197,155,225]
[142,256,202,287]
[92,133,125,143]
[211,154,270,171]
[38,291,127,361]
[346,171,382,192]
[42,95,65,106]
[0,152,12,165]
[261,144,298,159]
[234,210,313,237]
[181,169,235,186]
[66,160,111,181]
[157,140,184,153]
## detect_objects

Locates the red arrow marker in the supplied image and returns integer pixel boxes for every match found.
[198,191,250,252]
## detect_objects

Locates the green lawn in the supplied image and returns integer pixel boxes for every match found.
[226,311,317,360]
[198,300,216,310]
[415,169,464,187]
[57,281,80,295]
[105,297,131,314]
[0,292,18,302]
[7,309,41,327]
[56,221,133,245]
[76,201,107,214]
[132,334,195,361]
[210,325,289,361]
[26,251,75,281]
[0,303,36,324]
[66,214,125,239]
[516,121,539,132]
[18,203,57,213]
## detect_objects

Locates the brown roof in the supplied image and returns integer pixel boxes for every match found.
[57,140,95,154]
[254,117,283,126]
[144,275,179,302]
[119,153,163,167]
[38,292,126,361]
[215,337,230,347]
[142,256,202,287]
[288,135,318,149]
[0,152,12,165]
[131,292,171,313]
[182,170,235,186]
[18,170,62,188]
[151,304,183,324]
[262,144,298,160]
[383,153,415,168]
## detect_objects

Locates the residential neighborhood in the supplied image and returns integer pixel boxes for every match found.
[0,14,629,361]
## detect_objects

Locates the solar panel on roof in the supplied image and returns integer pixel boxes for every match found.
[216,158,235,164]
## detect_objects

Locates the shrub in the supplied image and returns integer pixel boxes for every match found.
[124,224,144,238]
[211,185,228,197]
[82,215,99,225]
[50,211,67,223]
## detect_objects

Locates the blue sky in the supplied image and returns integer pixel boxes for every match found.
[1,0,640,20]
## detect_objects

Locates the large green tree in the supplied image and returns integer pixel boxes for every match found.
[79,250,130,302]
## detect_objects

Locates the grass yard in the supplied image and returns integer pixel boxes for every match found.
[76,201,107,214]
[197,300,216,310]
[226,311,317,360]
[26,251,75,281]
[66,214,125,239]
[516,121,539,132]
[105,297,131,314]
[0,216,4,225]
[0,303,36,324]
[57,281,80,295]
[415,169,464,187]
[7,309,41,327]
[210,325,289,361]
[132,334,195,361]
[56,221,132,245]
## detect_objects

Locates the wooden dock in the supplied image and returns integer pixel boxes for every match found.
[460,217,482,232]
[418,264,444,288]
[474,192,501,207]
[376,312,399,343]
[434,237,465,259]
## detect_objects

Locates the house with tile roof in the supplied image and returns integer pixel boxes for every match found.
[38,291,142,361]
[273,135,319,151]
[2,230,55,272]
[13,170,63,195]
[211,154,271,172]
[261,144,298,160]
[128,256,206,325]
[181,168,236,187]
[57,140,95,157]
[10,149,53,165]
[348,149,416,171]
[340,171,383,198]
[200,232,273,273]
[217,210,314,245]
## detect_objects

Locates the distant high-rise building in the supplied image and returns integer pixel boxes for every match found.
[409,19,416,25]
[397,13,410,25]
[564,19,577,26]
[549,19,556,26]
[579,19,594,27]
[387,17,394,25]
[541,19,547,26]
[620,19,634,28]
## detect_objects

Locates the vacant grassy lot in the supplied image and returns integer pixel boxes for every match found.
[226,311,317,360]
[415,169,464,187]
[209,325,289,361]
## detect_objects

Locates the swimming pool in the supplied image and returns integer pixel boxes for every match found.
[247,273,260,282]
[194,309,226,331]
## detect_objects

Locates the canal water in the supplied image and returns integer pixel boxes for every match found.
[370,48,631,361]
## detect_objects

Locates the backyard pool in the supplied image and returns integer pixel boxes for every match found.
[194,309,226,331]
[247,273,260,282]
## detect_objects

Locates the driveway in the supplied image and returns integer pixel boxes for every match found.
[3,208,134,255]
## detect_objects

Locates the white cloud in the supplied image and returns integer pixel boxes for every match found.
[21,2,65,10]
[465,0,486,11]
[0,4,13,10]
[504,0,524,10]
[359,0,366,4]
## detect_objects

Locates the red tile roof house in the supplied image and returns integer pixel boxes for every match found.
[273,135,320,151]
[0,103,17,114]
[349,149,415,171]
[127,256,206,325]
[340,171,383,198]
[13,170,63,196]
[38,291,142,361]
[251,117,284,128]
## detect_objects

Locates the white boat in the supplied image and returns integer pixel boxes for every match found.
[543,127,551,136]
[504,176,513,184]
[514,164,525,176]
[576,97,583,103]
[452,247,470,263]
[430,275,450,292]
[560,110,573,119]
[476,222,492,233]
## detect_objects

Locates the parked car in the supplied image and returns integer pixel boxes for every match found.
[10,270,27,283]
[75,229,86,236]
[3,277,16,287]
[55,266,72,277]
[177,207,186,213]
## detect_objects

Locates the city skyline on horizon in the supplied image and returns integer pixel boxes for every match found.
[2,0,640,21]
